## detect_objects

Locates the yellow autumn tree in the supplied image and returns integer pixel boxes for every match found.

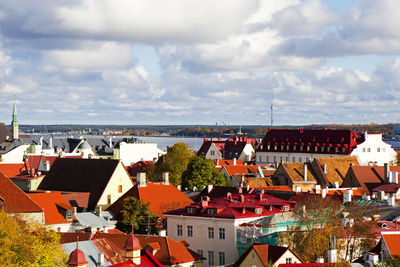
[0,210,68,266]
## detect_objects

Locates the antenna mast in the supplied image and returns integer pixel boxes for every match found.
[270,91,274,127]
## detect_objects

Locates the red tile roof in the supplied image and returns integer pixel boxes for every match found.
[107,182,192,218]
[0,162,27,178]
[198,137,258,160]
[343,166,388,194]
[59,232,92,244]
[0,172,43,213]
[27,192,74,224]
[372,183,400,194]
[92,238,125,264]
[109,251,163,267]
[165,192,295,219]
[382,233,400,258]
[126,161,154,177]
[234,243,303,267]
[214,159,244,166]
[92,233,203,265]
[27,154,83,171]
[60,191,90,210]
[223,165,267,177]
[257,128,362,155]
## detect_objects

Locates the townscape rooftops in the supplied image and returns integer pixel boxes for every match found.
[0,172,43,213]
[38,158,125,210]
[27,191,74,224]
[312,156,359,186]
[223,164,267,177]
[92,233,203,265]
[198,136,258,159]
[165,192,295,219]
[281,162,318,182]
[382,232,400,258]
[372,183,400,193]
[0,162,28,178]
[27,154,83,172]
[257,128,362,154]
[106,182,192,218]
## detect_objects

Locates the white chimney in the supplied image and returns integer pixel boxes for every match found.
[45,160,50,171]
[207,184,213,193]
[49,137,53,148]
[233,158,237,166]
[95,206,102,217]
[343,189,352,203]
[316,257,324,263]
[303,164,308,181]
[328,249,337,263]
[388,196,395,206]
[334,181,339,188]
[389,172,398,184]
[103,226,108,233]
[321,188,327,199]
[159,230,167,237]
[137,173,147,187]
[109,136,113,148]
[162,172,169,185]
[323,164,327,174]
[98,253,105,266]
[295,186,302,193]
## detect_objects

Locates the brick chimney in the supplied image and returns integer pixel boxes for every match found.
[303,164,308,181]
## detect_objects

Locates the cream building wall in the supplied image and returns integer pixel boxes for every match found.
[165,214,268,267]
[204,143,222,160]
[239,144,254,162]
[97,161,134,209]
[113,142,162,166]
[238,248,302,266]
[256,151,342,164]
[0,144,30,163]
[351,133,396,166]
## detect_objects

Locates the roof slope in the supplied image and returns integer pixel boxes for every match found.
[92,233,204,265]
[38,158,121,210]
[27,192,74,224]
[0,162,26,178]
[107,182,192,218]
[282,162,318,182]
[382,233,400,258]
[0,172,43,213]
[344,166,385,194]
[312,156,359,186]
[234,243,300,267]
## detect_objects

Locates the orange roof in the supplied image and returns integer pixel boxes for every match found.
[382,233,400,258]
[92,233,204,265]
[214,159,244,166]
[259,185,293,192]
[107,182,193,218]
[0,163,27,178]
[282,162,318,182]
[224,165,267,176]
[27,192,74,224]
[0,172,43,213]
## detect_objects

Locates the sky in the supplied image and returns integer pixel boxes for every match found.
[0,0,399,125]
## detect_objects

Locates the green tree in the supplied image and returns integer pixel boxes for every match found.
[116,197,156,234]
[181,156,225,190]
[0,210,68,266]
[159,142,195,185]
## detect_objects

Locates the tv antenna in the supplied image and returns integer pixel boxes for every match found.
[270,91,274,127]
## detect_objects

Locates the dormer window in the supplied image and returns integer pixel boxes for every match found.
[267,144,270,150]
[283,206,289,211]
[293,145,296,151]
[66,209,74,221]
[307,146,310,152]
[187,207,196,214]
[300,146,303,151]
[281,145,284,150]
[207,208,217,215]
[315,147,318,152]
[255,208,262,214]
[286,145,289,151]
[274,145,277,150]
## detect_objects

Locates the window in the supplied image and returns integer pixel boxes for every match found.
[315,147,318,152]
[377,147,381,152]
[219,228,225,240]
[187,225,193,237]
[273,156,276,162]
[259,156,262,162]
[66,209,74,220]
[327,147,330,152]
[208,227,214,239]
[342,147,346,152]
[177,225,183,236]
[274,145,277,150]
[207,208,216,215]
[286,145,289,151]
[321,147,325,152]
[286,258,293,264]
[107,195,111,205]
[299,157,302,162]
[255,208,262,214]
[367,147,371,152]
[292,157,295,162]
[293,145,296,151]
[283,206,290,211]
[197,250,203,256]
[266,156,269,162]
[211,150,215,156]
[187,207,195,214]
[300,146,303,151]
[118,185,122,193]
[307,146,310,152]
[208,251,214,266]
[285,157,289,162]
[279,156,282,162]
[362,148,366,152]
[281,145,284,150]
[219,251,226,265]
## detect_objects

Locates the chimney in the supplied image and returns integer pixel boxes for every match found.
[321,188,327,199]
[316,257,324,263]
[343,189,352,203]
[334,181,339,188]
[103,226,108,233]
[159,230,167,237]
[384,163,389,181]
[98,253,105,266]
[389,172,398,184]
[323,164,327,174]
[73,207,77,216]
[240,194,245,203]
[95,206,102,217]
[207,184,213,193]
[45,160,50,171]
[109,136,113,148]
[162,172,169,185]
[233,158,237,166]
[303,164,308,181]
[388,196,395,206]
[49,137,53,148]
[328,236,337,263]
[137,173,147,187]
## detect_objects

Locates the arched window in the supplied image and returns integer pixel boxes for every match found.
[118,185,122,193]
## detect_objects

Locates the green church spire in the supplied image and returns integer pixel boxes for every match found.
[11,101,18,127]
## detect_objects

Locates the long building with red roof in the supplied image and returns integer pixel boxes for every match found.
[164,189,295,266]
[256,128,363,164]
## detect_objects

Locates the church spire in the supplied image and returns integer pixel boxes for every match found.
[11,101,18,140]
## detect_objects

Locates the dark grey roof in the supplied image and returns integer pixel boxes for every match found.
[31,138,82,153]
[38,158,122,210]
[63,240,111,267]
[0,123,11,143]
[0,138,31,155]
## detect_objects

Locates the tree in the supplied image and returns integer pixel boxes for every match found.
[278,196,377,263]
[396,151,400,165]
[116,197,156,234]
[0,210,68,266]
[158,142,195,185]
[181,156,225,190]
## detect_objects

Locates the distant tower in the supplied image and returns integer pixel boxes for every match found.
[11,101,18,140]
